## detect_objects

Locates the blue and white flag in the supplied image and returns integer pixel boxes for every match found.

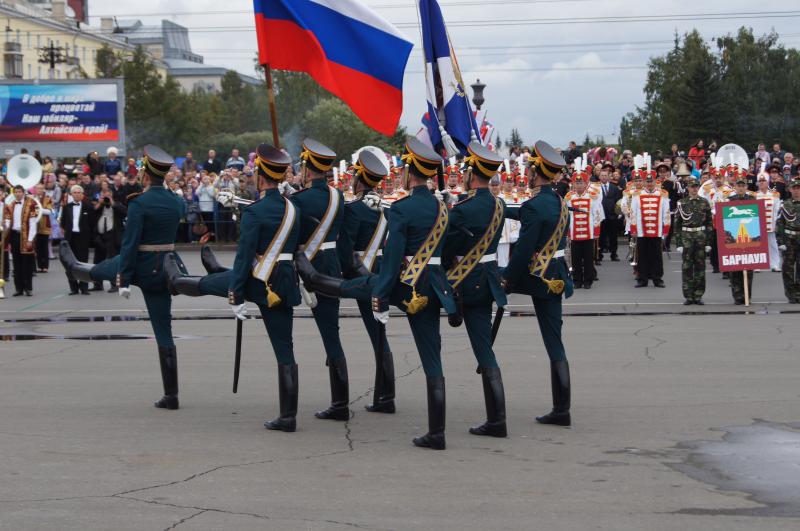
[419,0,479,156]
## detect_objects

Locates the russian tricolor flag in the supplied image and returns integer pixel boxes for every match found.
[253,0,413,136]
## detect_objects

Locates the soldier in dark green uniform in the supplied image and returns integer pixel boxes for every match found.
[777,179,800,303]
[674,179,713,305]
[441,142,508,438]
[727,179,754,305]
[336,150,395,414]
[297,139,456,450]
[163,144,302,432]
[291,139,350,421]
[59,145,187,410]
[501,141,574,427]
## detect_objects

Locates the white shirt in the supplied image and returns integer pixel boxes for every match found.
[71,202,82,233]
[12,202,22,231]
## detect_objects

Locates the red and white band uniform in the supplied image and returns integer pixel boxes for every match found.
[756,188,782,270]
[565,189,604,287]
[630,187,671,283]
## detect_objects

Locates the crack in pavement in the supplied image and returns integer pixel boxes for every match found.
[163,508,207,530]
[631,317,667,362]
[0,342,82,367]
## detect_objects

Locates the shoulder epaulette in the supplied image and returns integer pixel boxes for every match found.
[292,187,311,197]
[454,194,475,206]
[127,192,143,202]
[391,194,411,206]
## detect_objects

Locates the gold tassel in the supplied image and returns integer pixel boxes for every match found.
[403,288,429,315]
[266,284,282,308]
[542,278,565,295]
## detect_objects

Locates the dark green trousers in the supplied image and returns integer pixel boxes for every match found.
[463,304,499,369]
[91,256,175,348]
[532,297,567,362]
[356,298,391,354]
[342,276,444,378]
[200,271,296,365]
[311,296,346,362]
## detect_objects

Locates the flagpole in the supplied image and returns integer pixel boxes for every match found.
[263,63,280,148]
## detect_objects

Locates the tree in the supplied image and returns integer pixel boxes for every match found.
[508,128,524,149]
[95,44,121,78]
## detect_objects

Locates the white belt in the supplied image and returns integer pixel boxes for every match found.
[252,253,293,268]
[356,250,383,257]
[319,242,336,251]
[456,253,497,263]
[405,256,441,265]
[682,227,705,232]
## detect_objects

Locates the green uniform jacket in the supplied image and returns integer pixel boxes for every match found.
[337,197,385,276]
[373,185,457,315]
[290,178,344,278]
[502,185,574,299]
[673,196,713,247]
[441,188,507,307]
[117,185,184,291]
[229,188,301,307]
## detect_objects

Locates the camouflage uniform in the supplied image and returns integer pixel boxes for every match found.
[776,197,800,303]
[674,195,712,302]
[727,193,754,304]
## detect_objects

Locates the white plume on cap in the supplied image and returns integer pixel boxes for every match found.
[339,160,347,175]
[503,158,511,173]
[633,154,642,171]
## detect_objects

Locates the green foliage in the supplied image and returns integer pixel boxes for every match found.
[95,44,121,78]
[620,28,800,152]
[507,128,524,149]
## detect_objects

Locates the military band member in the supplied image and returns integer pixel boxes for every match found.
[441,142,508,437]
[701,167,734,273]
[630,170,670,288]
[291,139,350,421]
[165,144,302,431]
[727,179,755,305]
[297,139,456,449]
[755,169,782,271]
[3,185,38,296]
[674,179,712,305]
[564,171,604,289]
[501,141,574,427]
[60,145,186,409]
[336,150,395,414]
[777,179,800,303]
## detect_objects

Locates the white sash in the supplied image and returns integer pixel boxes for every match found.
[252,199,296,283]
[304,186,340,260]
[361,211,387,271]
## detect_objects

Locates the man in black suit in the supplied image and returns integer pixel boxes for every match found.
[598,165,622,261]
[60,185,94,295]
[202,149,222,174]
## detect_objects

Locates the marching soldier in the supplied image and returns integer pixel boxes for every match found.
[165,144,302,431]
[441,142,508,437]
[674,179,713,305]
[564,170,604,289]
[291,139,350,421]
[336,150,395,414]
[727,178,755,305]
[501,141,574,427]
[630,169,670,288]
[297,139,456,449]
[776,179,800,303]
[60,145,187,409]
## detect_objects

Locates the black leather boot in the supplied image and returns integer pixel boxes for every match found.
[154,346,179,410]
[295,252,344,298]
[265,363,298,432]
[469,367,507,437]
[201,245,228,274]
[164,254,202,296]
[536,360,571,426]
[58,241,94,283]
[315,357,350,420]
[413,377,446,450]
[365,348,395,413]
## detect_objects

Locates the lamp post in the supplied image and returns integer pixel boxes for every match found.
[471,78,486,110]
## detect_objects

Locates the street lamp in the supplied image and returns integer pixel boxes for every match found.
[471,78,486,110]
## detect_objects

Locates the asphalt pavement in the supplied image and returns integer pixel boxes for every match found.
[1,248,799,530]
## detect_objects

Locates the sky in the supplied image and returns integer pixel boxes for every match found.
[87,0,800,148]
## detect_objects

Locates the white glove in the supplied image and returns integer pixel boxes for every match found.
[705,246,712,253]
[362,191,381,211]
[373,310,389,324]
[779,244,787,252]
[433,189,444,202]
[676,247,683,254]
[278,181,295,196]
[217,190,235,208]
[119,287,131,299]
[231,303,248,320]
